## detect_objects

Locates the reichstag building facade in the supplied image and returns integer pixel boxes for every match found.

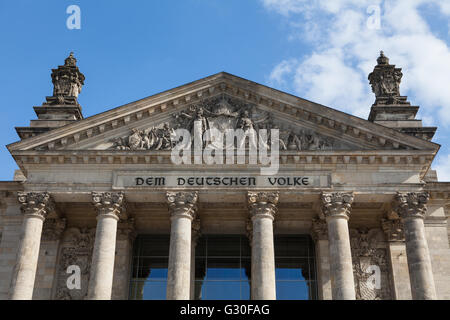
[0,52,449,300]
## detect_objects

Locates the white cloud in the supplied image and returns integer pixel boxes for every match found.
[262,0,450,124]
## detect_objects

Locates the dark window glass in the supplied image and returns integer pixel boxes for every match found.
[274,235,317,300]
[194,235,251,300]
[129,235,170,300]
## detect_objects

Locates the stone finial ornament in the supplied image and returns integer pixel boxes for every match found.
[46,52,85,105]
[91,192,125,219]
[247,192,279,219]
[392,192,429,220]
[368,51,404,105]
[320,192,354,219]
[17,192,55,219]
[166,191,198,219]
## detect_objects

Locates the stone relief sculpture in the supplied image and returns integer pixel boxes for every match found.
[54,228,95,300]
[110,95,337,151]
[350,228,392,300]
[111,123,176,151]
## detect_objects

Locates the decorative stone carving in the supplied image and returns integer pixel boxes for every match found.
[246,218,253,245]
[247,192,279,218]
[117,218,136,241]
[381,218,405,241]
[320,192,354,219]
[311,218,328,241]
[17,192,55,219]
[192,218,201,245]
[111,123,176,151]
[350,228,391,300]
[91,192,125,219]
[55,228,95,300]
[42,218,67,241]
[109,95,337,152]
[166,191,198,219]
[368,51,405,106]
[45,52,85,106]
[392,192,429,219]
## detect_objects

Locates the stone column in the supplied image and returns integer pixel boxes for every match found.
[311,218,332,300]
[381,218,412,300]
[10,192,55,300]
[321,192,356,300]
[393,192,437,300]
[87,192,125,300]
[247,192,278,300]
[166,192,198,300]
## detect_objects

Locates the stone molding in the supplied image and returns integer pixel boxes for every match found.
[166,191,198,219]
[17,192,55,220]
[392,192,429,220]
[311,218,328,241]
[42,217,67,241]
[320,192,354,219]
[247,192,279,220]
[381,218,405,242]
[91,192,125,219]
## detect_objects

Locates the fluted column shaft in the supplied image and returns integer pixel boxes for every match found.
[321,192,355,300]
[10,192,55,300]
[248,192,278,300]
[87,192,125,300]
[166,192,198,300]
[393,192,437,300]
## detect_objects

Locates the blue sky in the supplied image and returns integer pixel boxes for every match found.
[1,0,450,181]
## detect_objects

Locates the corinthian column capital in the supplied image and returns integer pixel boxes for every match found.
[247,192,279,220]
[17,192,55,220]
[320,192,354,220]
[166,191,198,220]
[91,192,125,220]
[381,218,405,242]
[393,192,429,220]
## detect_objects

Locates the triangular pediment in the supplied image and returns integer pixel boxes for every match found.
[8,72,439,155]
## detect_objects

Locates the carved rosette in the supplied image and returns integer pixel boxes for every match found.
[247,192,279,220]
[311,218,328,241]
[320,192,354,220]
[91,192,125,220]
[166,191,198,220]
[381,218,405,242]
[393,192,429,220]
[42,218,67,241]
[17,192,55,220]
